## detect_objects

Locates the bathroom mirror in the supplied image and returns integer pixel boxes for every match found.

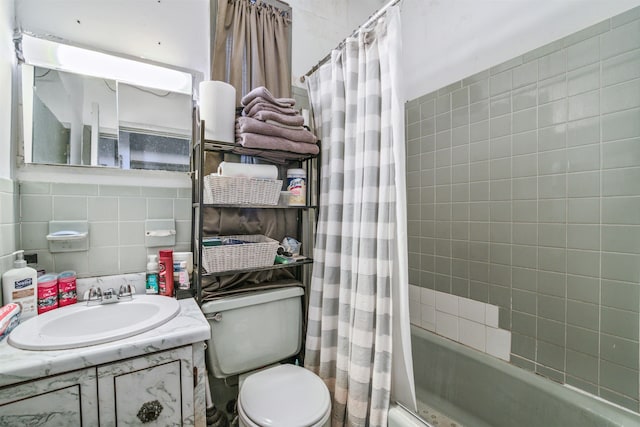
[27,65,118,166]
[19,33,197,171]
[117,83,192,172]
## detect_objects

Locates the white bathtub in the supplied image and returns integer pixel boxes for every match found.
[388,403,431,427]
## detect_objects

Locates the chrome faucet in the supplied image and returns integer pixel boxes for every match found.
[84,284,135,306]
[85,286,103,306]
[102,287,119,304]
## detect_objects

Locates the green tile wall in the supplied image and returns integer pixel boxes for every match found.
[17,182,191,278]
[0,178,19,306]
[406,6,640,412]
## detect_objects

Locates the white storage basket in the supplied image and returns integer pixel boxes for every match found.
[202,234,279,273]
[203,175,282,205]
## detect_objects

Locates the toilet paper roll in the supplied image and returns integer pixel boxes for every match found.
[199,81,236,143]
[218,161,279,180]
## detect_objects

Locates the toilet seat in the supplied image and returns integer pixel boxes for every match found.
[238,364,331,427]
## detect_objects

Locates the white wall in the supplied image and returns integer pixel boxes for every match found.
[15,0,209,76]
[0,0,15,179]
[288,0,387,86]
[401,0,640,100]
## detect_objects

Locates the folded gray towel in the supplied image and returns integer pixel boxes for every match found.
[236,117,317,144]
[250,109,304,127]
[265,120,303,131]
[241,86,296,108]
[243,97,299,116]
[236,132,320,156]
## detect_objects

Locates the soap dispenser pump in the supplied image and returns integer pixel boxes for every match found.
[2,250,38,319]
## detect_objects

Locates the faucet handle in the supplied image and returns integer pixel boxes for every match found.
[118,284,135,300]
[85,286,103,306]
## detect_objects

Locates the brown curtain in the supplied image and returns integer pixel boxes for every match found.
[212,0,291,105]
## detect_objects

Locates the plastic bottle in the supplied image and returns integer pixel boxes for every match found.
[146,255,159,295]
[2,250,38,319]
[286,168,306,206]
[173,252,193,289]
[58,271,77,307]
[158,250,174,297]
[37,274,58,314]
[178,261,190,290]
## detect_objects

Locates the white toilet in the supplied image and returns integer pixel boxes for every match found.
[201,287,331,427]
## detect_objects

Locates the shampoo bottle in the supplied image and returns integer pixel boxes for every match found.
[146,255,159,294]
[2,250,38,319]
[158,250,174,297]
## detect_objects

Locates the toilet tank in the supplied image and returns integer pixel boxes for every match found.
[201,287,304,378]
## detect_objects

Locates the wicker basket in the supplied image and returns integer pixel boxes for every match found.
[201,234,279,273]
[203,174,282,205]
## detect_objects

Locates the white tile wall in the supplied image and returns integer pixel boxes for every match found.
[0,178,19,306]
[409,283,512,361]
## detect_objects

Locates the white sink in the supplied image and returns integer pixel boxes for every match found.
[8,295,181,350]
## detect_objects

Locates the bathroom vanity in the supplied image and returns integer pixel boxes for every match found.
[0,298,210,426]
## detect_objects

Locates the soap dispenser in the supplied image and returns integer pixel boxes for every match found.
[2,250,38,319]
[146,255,159,295]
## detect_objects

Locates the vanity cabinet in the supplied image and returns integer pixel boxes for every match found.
[98,346,195,426]
[0,345,204,427]
[0,368,99,426]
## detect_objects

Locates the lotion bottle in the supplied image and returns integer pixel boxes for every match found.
[2,250,38,319]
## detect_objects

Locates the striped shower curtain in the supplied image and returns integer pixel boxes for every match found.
[305,7,410,427]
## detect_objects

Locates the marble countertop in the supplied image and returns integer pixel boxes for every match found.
[0,298,210,388]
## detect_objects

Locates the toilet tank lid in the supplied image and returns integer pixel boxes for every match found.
[201,286,303,314]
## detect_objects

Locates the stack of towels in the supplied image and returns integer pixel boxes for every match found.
[235,86,319,163]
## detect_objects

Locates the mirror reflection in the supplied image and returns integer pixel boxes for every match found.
[31,66,117,166]
[22,40,195,172]
[117,83,191,172]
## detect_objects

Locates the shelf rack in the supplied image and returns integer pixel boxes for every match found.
[190,119,320,304]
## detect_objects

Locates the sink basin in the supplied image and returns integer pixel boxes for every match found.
[8,295,181,350]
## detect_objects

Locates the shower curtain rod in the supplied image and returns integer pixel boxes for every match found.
[299,0,401,83]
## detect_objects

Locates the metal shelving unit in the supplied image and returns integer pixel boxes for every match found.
[190,119,319,304]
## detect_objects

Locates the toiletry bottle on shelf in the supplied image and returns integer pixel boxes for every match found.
[287,168,306,206]
[2,250,38,320]
[158,250,174,297]
[146,255,159,295]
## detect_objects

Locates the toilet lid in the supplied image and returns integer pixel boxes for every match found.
[239,364,331,427]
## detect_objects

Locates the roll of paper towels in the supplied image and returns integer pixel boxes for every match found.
[199,81,236,143]
[218,161,278,180]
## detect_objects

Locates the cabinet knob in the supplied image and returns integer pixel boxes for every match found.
[136,399,163,423]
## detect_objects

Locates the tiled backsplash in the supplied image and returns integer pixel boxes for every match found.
[18,182,191,277]
[0,178,19,306]
[405,6,640,411]
[409,284,511,361]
